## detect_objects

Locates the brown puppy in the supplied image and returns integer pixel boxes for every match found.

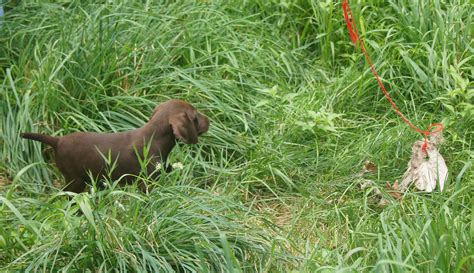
[21,99,209,193]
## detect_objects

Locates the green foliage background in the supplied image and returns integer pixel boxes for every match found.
[0,0,472,271]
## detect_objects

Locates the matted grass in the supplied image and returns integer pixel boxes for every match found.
[1,0,472,271]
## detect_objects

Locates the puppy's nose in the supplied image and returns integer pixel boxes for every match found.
[199,115,210,134]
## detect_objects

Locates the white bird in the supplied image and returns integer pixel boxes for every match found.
[400,136,448,192]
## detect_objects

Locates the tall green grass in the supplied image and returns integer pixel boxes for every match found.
[1,0,472,271]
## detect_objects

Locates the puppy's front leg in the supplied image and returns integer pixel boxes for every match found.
[63,178,86,193]
[165,163,173,173]
[137,159,168,194]
[138,181,150,194]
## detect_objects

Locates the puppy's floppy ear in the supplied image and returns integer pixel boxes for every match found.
[169,112,198,144]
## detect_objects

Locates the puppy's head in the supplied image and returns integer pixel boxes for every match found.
[154,99,209,144]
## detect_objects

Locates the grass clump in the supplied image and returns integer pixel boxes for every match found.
[1,185,283,271]
[1,0,472,271]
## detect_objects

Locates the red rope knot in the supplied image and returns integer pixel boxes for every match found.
[421,123,444,155]
[342,0,444,155]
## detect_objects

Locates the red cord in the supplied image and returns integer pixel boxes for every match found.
[342,0,444,155]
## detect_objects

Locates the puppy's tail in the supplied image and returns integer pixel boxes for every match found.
[20,132,59,148]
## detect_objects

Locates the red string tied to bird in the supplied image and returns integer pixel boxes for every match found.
[342,0,444,156]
